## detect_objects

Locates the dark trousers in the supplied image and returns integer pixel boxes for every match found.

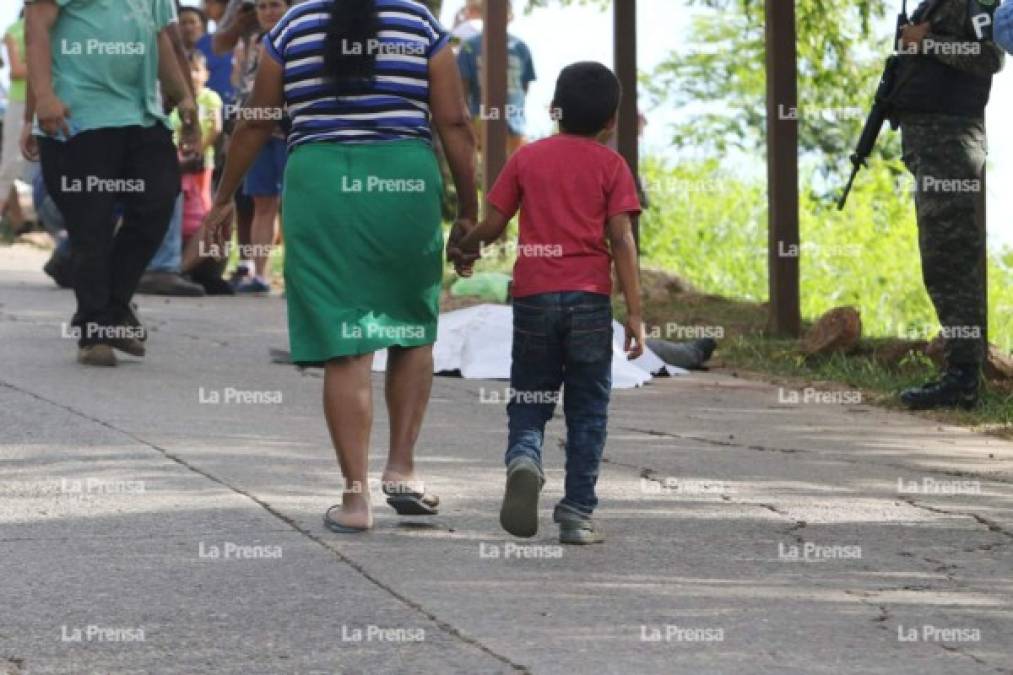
[40,125,180,346]
[901,117,987,368]
[506,292,613,515]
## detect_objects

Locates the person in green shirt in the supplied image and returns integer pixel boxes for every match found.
[25,0,200,367]
[0,12,27,228]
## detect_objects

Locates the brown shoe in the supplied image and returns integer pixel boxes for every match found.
[109,337,146,357]
[77,344,117,367]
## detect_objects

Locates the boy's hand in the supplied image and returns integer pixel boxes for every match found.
[624,314,646,360]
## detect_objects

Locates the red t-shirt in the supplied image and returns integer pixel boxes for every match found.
[486,134,642,298]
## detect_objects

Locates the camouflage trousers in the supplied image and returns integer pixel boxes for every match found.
[900,115,987,368]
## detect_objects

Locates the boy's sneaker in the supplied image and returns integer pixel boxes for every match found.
[500,457,544,538]
[553,503,605,545]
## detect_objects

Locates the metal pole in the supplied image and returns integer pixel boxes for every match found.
[482,0,509,211]
[765,0,801,337]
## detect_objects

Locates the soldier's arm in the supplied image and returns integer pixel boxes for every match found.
[924,33,1004,75]
[924,0,1004,76]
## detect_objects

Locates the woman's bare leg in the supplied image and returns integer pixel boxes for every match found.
[382,344,434,488]
[251,195,280,279]
[323,353,375,528]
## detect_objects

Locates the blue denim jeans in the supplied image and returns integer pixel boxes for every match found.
[147,193,184,273]
[505,292,613,515]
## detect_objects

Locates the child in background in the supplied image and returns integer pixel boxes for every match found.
[448,62,645,545]
[172,52,229,294]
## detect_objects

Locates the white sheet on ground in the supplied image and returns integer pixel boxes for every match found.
[373,304,686,389]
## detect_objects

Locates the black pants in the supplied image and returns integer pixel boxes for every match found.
[40,125,180,346]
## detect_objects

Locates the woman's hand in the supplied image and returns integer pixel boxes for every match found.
[20,124,39,161]
[35,92,70,138]
[200,200,236,260]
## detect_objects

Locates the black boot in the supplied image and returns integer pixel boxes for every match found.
[900,365,980,411]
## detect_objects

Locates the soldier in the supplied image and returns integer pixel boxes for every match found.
[894,0,1004,409]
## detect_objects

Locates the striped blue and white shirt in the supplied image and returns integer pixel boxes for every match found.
[265,0,450,150]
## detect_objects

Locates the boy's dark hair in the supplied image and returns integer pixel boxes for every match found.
[551,62,622,136]
[180,6,209,28]
[188,50,208,69]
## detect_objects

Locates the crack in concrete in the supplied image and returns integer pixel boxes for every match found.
[0,380,529,673]
[613,424,1013,486]
[615,425,804,454]
[843,593,1003,672]
[900,497,1013,549]
[1,657,25,675]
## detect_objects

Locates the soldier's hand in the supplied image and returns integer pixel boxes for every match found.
[901,22,931,48]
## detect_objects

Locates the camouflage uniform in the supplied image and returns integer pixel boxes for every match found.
[898,0,1004,368]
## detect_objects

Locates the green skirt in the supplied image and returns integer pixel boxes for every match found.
[282,140,444,364]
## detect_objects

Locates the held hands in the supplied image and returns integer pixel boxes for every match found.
[446,218,480,277]
[624,314,646,361]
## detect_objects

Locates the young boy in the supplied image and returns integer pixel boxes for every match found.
[171,51,231,294]
[449,62,645,545]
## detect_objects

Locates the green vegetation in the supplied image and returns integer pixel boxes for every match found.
[638,158,1013,354]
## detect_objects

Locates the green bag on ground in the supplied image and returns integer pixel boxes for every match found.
[450,272,512,303]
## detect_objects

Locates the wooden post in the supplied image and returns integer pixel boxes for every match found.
[764,0,801,337]
[614,0,640,251]
[482,0,509,210]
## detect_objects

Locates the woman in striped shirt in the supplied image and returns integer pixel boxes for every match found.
[203,0,478,532]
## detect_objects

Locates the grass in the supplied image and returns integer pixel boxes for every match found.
[632,272,1013,439]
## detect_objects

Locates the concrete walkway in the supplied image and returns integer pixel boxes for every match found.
[1,244,1011,675]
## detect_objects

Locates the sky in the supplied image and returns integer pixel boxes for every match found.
[2,0,1010,247]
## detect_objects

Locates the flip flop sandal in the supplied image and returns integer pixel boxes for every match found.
[323,505,370,534]
[382,481,440,516]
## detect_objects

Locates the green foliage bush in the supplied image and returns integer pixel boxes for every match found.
[640,157,1013,353]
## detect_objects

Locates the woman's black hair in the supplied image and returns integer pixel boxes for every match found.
[324,0,381,95]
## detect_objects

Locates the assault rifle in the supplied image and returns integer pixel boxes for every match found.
[837,0,942,210]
